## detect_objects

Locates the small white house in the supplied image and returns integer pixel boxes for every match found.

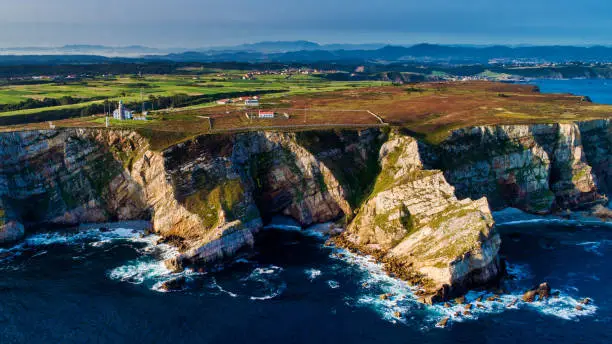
[245,99,259,106]
[258,111,275,119]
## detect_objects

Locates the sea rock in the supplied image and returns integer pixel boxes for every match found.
[507,298,518,308]
[580,298,591,305]
[0,221,24,244]
[437,317,450,328]
[159,276,187,292]
[592,205,612,222]
[164,256,186,273]
[522,282,551,302]
[522,290,538,303]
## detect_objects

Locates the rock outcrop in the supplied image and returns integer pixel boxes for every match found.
[431,122,608,213]
[339,133,501,302]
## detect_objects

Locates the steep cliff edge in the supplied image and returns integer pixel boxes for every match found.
[0,120,609,302]
[337,133,500,303]
[430,122,609,213]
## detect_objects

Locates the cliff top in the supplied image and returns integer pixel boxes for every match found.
[3,81,611,149]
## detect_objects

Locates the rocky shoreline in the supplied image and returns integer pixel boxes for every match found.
[0,119,610,302]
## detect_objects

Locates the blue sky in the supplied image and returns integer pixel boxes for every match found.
[0,0,611,47]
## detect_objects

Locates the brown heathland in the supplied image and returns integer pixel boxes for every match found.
[4,81,611,147]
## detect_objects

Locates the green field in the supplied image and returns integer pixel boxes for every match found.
[0,72,387,119]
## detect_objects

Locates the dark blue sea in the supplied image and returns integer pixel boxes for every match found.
[526,79,612,105]
[0,219,611,344]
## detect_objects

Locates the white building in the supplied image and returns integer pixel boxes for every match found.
[258,111,275,119]
[113,100,133,120]
[245,99,259,106]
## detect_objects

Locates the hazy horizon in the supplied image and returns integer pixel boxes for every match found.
[1,0,611,48]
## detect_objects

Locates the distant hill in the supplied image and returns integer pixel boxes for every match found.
[203,41,387,53]
[157,43,612,64]
[2,43,612,65]
[205,40,322,53]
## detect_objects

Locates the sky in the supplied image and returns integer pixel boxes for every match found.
[0,0,611,47]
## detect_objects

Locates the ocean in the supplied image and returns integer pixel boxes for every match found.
[0,220,610,344]
[525,79,612,105]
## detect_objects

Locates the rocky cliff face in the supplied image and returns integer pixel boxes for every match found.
[0,129,150,233]
[429,122,609,213]
[338,133,501,302]
[0,120,609,302]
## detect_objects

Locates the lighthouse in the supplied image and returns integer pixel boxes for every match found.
[112,100,133,120]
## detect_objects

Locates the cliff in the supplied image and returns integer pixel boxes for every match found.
[0,120,609,301]
[429,121,610,213]
[338,134,501,303]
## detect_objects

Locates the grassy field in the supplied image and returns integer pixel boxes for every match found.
[0,72,385,117]
[3,80,611,149]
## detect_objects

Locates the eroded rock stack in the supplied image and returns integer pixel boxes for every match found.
[339,133,501,302]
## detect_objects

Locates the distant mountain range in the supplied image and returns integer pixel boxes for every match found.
[157,43,612,64]
[1,41,612,64]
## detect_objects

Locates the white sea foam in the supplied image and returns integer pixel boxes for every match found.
[327,280,340,289]
[107,237,181,291]
[575,241,609,256]
[330,248,597,328]
[110,258,170,285]
[211,277,239,297]
[23,227,147,247]
[264,224,302,231]
[305,268,322,281]
[249,282,287,301]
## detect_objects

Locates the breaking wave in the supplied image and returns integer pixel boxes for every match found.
[330,248,597,328]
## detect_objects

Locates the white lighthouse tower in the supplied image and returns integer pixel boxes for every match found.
[113,100,133,120]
